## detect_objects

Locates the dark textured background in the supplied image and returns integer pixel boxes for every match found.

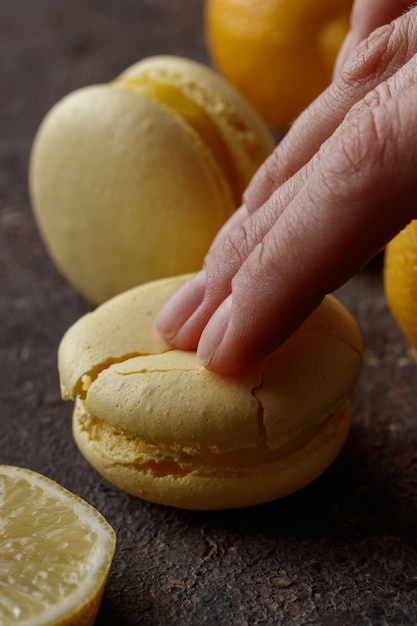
[2,1,417,624]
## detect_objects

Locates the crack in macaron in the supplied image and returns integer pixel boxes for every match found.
[83,350,264,449]
[58,274,363,509]
[74,395,348,476]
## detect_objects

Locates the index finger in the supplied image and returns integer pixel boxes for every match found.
[245,11,412,214]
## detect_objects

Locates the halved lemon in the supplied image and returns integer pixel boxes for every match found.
[0,465,116,626]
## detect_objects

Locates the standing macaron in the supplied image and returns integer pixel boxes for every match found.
[58,274,363,510]
[29,56,275,304]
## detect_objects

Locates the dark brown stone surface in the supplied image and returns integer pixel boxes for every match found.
[2,1,417,624]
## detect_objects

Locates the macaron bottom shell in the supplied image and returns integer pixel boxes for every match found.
[72,395,351,510]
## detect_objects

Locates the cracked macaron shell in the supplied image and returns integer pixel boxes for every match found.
[58,274,363,455]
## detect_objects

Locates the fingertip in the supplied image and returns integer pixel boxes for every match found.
[153,270,206,343]
[196,294,233,369]
[196,294,267,375]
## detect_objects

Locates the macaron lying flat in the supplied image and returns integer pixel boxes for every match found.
[58,275,363,510]
[29,56,275,304]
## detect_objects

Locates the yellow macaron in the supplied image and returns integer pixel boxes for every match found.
[58,275,363,510]
[29,55,275,304]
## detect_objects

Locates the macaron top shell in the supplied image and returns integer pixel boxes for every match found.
[59,275,363,455]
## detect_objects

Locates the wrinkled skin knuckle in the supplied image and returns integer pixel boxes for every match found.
[342,25,393,81]
[397,8,417,61]
[335,106,391,180]
[203,226,252,295]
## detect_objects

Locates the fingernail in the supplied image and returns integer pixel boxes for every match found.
[154,270,206,340]
[197,294,232,367]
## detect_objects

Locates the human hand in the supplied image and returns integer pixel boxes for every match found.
[334,0,414,76]
[155,4,417,374]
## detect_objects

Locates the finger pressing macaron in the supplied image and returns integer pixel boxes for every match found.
[58,274,363,510]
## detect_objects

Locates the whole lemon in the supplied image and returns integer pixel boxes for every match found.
[205,0,352,132]
[384,220,417,360]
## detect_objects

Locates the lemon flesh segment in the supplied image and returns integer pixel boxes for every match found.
[118,76,240,203]
[0,465,116,626]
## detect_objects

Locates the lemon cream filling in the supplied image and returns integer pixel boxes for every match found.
[116,76,242,204]
[74,396,350,478]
